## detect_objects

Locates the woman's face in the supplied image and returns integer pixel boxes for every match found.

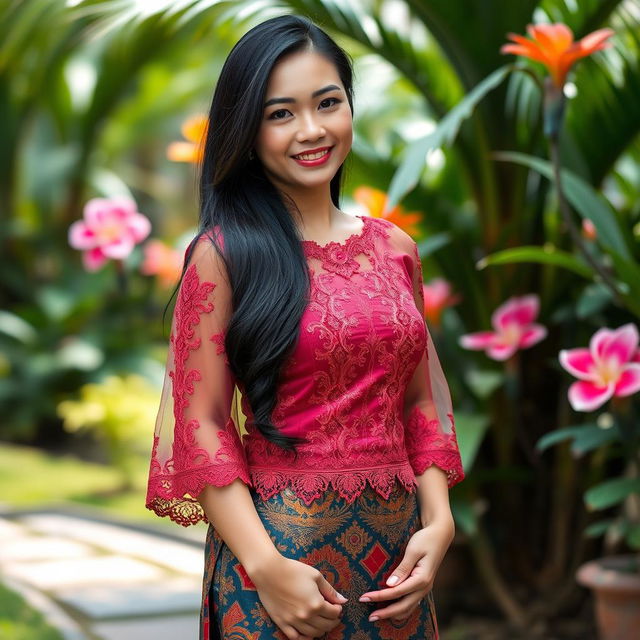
[254,49,353,193]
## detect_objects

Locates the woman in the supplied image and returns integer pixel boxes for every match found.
[146,13,465,640]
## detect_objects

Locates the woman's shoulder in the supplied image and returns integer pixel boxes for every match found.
[183,226,229,281]
[368,215,416,254]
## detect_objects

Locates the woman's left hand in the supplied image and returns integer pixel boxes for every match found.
[358,516,455,624]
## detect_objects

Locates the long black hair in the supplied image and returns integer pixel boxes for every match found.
[165,14,355,453]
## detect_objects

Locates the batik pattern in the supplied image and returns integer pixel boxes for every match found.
[200,483,439,639]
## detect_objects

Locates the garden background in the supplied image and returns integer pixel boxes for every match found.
[2,1,640,639]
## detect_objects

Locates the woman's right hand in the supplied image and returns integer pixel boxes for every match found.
[249,553,347,640]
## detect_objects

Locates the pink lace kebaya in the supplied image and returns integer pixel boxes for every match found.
[146,215,465,527]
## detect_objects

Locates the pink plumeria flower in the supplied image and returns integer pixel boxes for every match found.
[459,294,547,361]
[423,278,461,327]
[559,323,640,412]
[69,197,151,271]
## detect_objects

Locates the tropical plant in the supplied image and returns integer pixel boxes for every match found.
[221,0,640,629]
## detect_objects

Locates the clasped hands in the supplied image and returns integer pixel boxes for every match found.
[355,516,455,624]
[250,515,455,640]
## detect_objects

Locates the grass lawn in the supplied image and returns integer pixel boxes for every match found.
[0,583,64,640]
[0,442,172,528]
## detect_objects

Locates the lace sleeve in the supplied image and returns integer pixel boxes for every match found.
[146,231,251,526]
[402,240,465,489]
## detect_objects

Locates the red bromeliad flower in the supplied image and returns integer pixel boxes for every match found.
[559,324,640,412]
[422,278,461,328]
[459,294,547,361]
[501,23,614,88]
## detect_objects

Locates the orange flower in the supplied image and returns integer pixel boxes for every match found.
[501,23,614,87]
[140,239,183,287]
[167,114,209,163]
[352,186,423,237]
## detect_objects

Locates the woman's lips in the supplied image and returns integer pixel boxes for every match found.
[291,146,334,167]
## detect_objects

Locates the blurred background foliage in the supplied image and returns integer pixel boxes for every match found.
[2,0,640,633]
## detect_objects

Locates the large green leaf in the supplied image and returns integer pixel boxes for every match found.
[386,65,511,210]
[562,3,640,184]
[585,477,640,511]
[536,424,619,457]
[477,245,594,279]
[404,0,537,88]
[494,151,632,258]
[453,411,490,473]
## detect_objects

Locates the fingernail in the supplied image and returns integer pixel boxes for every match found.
[359,596,371,602]
[337,593,348,602]
[387,575,399,586]
[369,615,379,622]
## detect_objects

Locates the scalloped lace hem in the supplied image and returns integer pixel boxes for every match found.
[248,463,419,506]
[146,465,252,527]
[410,450,466,488]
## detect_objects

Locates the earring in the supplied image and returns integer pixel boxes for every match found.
[248,149,255,160]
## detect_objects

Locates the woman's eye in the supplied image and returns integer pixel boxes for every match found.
[268,98,341,120]
[320,97,341,108]
[269,109,290,120]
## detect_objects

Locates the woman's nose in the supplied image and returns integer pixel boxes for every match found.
[297,113,325,140]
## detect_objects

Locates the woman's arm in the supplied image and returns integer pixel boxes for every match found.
[401,238,465,493]
[414,466,454,528]
[197,479,281,579]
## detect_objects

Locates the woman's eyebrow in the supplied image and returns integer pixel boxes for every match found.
[263,84,341,108]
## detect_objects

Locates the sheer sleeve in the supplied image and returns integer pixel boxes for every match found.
[146,230,251,527]
[402,240,465,489]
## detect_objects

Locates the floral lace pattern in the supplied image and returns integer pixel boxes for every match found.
[146,248,251,526]
[146,217,465,526]
[405,406,464,488]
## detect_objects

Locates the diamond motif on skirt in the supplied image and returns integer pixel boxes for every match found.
[234,563,257,590]
[361,541,390,577]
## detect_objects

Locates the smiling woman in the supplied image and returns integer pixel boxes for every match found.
[255,52,353,200]
[145,13,463,640]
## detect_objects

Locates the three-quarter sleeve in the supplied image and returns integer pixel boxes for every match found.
[146,231,251,526]
[402,239,465,489]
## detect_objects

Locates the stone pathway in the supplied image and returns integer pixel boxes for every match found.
[0,506,208,640]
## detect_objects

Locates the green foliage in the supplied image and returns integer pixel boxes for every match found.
[0,582,64,640]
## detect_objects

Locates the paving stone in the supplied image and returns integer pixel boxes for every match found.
[19,514,204,575]
[5,555,164,589]
[92,614,199,640]
[55,577,202,619]
[0,536,94,564]
[0,517,27,540]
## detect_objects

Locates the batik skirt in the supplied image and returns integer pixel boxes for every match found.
[199,482,439,639]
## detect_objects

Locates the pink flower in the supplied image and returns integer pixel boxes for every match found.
[422,278,461,327]
[582,218,597,240]
[140,239,183,288]
[459,294,547,361]
[69,197,151,271]
[559,323,640,412]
